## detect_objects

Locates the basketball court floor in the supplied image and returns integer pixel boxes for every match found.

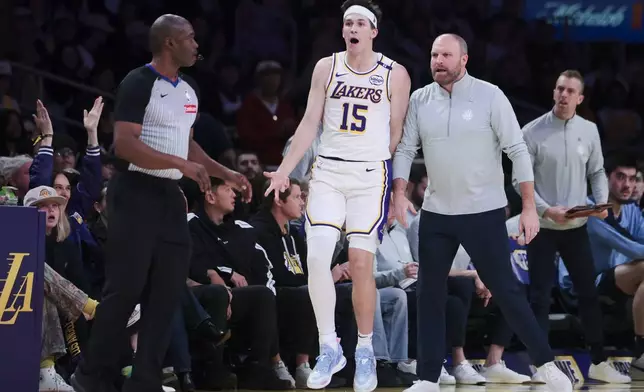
[201,382,644,391]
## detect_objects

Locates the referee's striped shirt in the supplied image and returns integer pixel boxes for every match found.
[113,64,199,179]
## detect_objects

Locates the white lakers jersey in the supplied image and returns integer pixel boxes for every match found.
[319,51,394,162]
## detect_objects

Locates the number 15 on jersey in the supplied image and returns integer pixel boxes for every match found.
[340,103,368,134]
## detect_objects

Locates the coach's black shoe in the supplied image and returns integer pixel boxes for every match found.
[178,372,196,392]
[196,319,231,347]
[237,362,295,390]
[71,369,118,392]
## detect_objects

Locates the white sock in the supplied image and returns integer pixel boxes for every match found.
[307,233,338,340]
[320,332,338,348]
[357,332,373,349]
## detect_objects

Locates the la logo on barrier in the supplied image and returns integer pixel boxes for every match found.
[0,253,34,325]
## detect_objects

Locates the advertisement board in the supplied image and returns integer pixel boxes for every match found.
[525,1,643,41]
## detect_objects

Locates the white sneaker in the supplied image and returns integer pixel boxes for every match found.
[397,360,417,375]
[402,380,440,392]
[452,360,486,384]
[533,362,573,392]
[295,362,312,388]
[161,386,175,392]
[589,361,631,383]
[273,360,296,388]
[439,366,456,384]
[480,361,531,384]
[39,366,74,392]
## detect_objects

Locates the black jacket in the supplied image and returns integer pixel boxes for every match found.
[45,234,89,295]
[187,207,275,292]
[249,209,308,288]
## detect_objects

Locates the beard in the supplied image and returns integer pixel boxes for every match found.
[431,65,462,86]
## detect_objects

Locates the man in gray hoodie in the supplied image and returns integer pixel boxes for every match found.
[392,34,572,392]
[515,70,630,384]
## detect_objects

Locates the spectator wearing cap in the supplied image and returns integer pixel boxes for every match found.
[237,60,297,167]
[30,99,105,296]
[0,61,20,112]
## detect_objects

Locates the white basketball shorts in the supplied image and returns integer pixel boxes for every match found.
[304,155,392,253]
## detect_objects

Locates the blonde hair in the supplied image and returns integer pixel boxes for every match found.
[55,212,71,242]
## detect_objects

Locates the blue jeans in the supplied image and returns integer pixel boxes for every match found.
[373,287,408,362]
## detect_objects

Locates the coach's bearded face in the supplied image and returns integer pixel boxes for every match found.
[430,57,462,86]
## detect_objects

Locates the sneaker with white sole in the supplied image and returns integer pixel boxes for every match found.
[307,343,347,389]
[397,360,417,375]
[589,361,631,383]
[161,386,175,392]
[402,380,440,392]
[440,366,456,384]
[40,366,74,392]
[480,360,531,384]
[295,362,312,388]
[533,362,573,392]
[353,346,378,392]
[452,360,486,384]
[273,360,296,388]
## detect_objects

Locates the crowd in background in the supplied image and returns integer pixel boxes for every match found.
[1,0,644,391]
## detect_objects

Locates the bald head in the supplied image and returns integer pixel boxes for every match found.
[149,14,190,55]
[434,34,468,56]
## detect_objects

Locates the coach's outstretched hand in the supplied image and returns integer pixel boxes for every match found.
[393,190,417,228]
[264,171,290,201]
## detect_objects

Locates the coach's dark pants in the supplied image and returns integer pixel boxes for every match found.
[528,225,606,363]
[416,208,553,382]
[80,171,190,392]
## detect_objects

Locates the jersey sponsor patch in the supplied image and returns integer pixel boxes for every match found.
[369,74,384,86]
[184,104,197,113]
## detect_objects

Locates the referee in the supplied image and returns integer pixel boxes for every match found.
[71,14,251,392]
[518,70,630,383]
[392,34,572,392]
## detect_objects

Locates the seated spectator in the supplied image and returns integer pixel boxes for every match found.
[250,178,355,387]
[0,154,32,202]
[24,186,139,391]
[30,99,105,296]
[236,61,296,167]
[633,170,643,209]
[560,155,644,378]
[187,177,296,390]
[367,200,418,386]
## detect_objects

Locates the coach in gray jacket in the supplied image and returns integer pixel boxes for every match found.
[391,34,572,392]
[513,70,629,384]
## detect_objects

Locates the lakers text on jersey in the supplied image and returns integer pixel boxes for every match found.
[318,51,395,162]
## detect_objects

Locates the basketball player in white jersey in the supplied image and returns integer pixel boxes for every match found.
[264,1,410,391]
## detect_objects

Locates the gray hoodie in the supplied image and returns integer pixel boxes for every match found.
[516,111,608,230]
[393,72,533,215]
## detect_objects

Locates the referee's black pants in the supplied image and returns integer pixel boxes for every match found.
[416,208,554,382]
[527,225,606,364]
[79,171,191,392]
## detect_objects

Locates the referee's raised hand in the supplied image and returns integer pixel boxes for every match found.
[181,161,210,192]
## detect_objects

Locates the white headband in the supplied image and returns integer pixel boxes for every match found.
[343,5,377,28]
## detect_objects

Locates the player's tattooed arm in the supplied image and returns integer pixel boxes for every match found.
[388,63,411,155]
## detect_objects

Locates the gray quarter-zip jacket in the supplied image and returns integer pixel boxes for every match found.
[517,111,608,230]
[393,72,533,215]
